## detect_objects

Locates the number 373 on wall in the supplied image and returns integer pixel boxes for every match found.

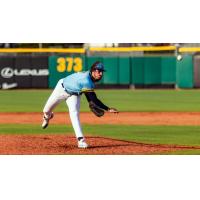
[56,57,83,72]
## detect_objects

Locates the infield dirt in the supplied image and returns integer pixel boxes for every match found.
[1,112,200,125]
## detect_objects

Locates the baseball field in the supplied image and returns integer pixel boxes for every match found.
[1,89,200,154]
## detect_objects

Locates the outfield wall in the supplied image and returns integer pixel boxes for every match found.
[0,47,196,89]
[0,55,49,89]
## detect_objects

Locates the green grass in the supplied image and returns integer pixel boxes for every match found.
[2,89,200,154]
[2,89,200,112]
[1,124,200,147]
[163,149,200,155]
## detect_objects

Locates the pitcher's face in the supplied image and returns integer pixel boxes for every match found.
[91,69,103,81]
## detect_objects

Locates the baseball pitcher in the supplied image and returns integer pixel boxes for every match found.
[42,61,119,148]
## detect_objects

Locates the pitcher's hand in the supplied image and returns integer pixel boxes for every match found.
[108,108,119,113]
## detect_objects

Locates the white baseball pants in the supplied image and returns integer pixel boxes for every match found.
[43,79,84,139]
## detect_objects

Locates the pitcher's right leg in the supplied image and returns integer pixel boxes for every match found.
[66,95,88,148]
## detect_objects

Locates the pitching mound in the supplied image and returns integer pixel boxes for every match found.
[0,134,196,155]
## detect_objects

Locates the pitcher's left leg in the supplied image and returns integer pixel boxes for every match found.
[42,79,67,129]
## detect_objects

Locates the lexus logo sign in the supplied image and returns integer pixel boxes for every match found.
[1,67,49,78]
[1,68,13,78]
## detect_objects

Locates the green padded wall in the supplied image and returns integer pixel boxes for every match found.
[118,57,130,84]
[131,57,144,85]
[48,55,193,89]
[193,55,200,88]
[144,57,161,84]
[102,57,118,84]
[161,57,176,84]
[176,55,193,88]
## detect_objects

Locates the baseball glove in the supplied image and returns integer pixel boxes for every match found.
[89,101,104,117]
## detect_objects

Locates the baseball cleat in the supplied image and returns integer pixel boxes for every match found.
[78,138,88,149]
[42,112,54,129]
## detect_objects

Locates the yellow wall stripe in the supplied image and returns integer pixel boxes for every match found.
[2,46,200,53]
[179,47,200,53]
[0,48,85,53]
[90,46,176,52]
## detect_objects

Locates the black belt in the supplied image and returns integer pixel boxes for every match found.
[62,83,82,96]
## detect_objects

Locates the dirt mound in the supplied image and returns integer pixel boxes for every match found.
[0,134,196,155]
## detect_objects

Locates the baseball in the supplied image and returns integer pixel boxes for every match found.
[177,55,183,61]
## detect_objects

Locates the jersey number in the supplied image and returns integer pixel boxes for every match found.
[57,57,83,72]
